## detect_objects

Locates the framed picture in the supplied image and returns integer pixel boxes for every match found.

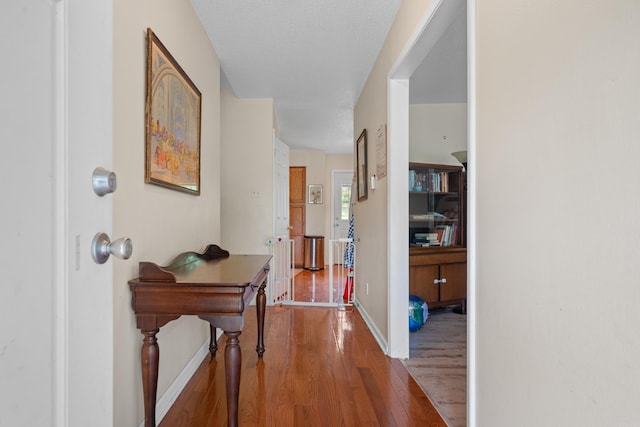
[308,184,323,204]
[356,129,368,201]
[145,28,202,195]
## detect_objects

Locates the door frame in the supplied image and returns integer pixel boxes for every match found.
[387,0,476,422]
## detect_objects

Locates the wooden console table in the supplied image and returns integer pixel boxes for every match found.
[128,244,271,427]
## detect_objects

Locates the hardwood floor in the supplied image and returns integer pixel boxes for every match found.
[159,303,446,426]
[292,267,347,303]
[402,308,467,426]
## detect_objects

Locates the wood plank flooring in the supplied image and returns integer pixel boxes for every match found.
[402,308,467,426]
[159,304,446,426]
[292,267,346,303]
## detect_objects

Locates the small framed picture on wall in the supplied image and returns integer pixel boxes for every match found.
[356,129,368,201]
[308,184,323,204]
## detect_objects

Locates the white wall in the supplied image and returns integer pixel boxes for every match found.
[220,89,274,254]
[410,103,467,164]
[474,0,640,425]
[113,1,221,425]
[354,0,438,347]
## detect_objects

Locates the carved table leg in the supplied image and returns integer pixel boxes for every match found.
[224,331,242,427]
[256,282,266,357]
[141,329,159,427]
[209,324,218,358]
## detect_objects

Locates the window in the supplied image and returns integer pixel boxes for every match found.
[341,185,351,220]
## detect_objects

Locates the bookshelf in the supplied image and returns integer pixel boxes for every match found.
[409,163,464,248]
[409,162,466,312]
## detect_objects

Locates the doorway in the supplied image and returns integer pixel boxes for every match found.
[388,0,471,424]
[331,169,353,245]
[284,168,353,306]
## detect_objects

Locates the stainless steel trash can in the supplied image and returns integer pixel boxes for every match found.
[303,235,324,270]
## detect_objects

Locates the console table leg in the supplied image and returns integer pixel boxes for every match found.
[141,329,159,427]
[209,324,218,358]
[224,331,242,427]
[256,283,266,357]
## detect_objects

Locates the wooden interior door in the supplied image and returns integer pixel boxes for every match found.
[289,167,306,267]
[289,166,306,203]
[290,205,305,268]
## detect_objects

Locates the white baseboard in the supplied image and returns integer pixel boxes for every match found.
[138,340,210,427]
[353,297,389,354]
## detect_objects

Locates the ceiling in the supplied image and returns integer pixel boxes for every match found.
[191,0,467,154]
[410,3,467,104]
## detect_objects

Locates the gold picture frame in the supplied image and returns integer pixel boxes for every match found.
[356,129,368,201]
[145,28,202,195]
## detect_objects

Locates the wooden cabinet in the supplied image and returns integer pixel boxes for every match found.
[409,248,466,312]
[409,162,466,312]
[289,204,305,268]
[289,166,306,203]
[289,166,306,267]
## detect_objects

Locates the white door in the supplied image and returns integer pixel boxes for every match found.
[273,133,290,241]
[271,133,293,303]
[66,1,115,425]
[332,170,354,241]
[1,1,114,425]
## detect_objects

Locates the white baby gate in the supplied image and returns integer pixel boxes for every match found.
[266,237,294,305]
[329,238,356,308]
[267,237,355,307]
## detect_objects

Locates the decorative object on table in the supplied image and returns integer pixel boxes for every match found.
[356,129,368,201]
[409,294,429,332]
[145,28,202,195]
[308,184,323,204]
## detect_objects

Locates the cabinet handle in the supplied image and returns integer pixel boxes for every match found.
[433,278,447,285]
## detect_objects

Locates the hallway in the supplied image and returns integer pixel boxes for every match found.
[159,302,445,426]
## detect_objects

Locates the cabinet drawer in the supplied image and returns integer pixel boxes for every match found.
[409,249,466,266]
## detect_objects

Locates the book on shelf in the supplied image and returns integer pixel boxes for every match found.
[409,212,447,221]
[424,171,451,192]
[435,223,458,246]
